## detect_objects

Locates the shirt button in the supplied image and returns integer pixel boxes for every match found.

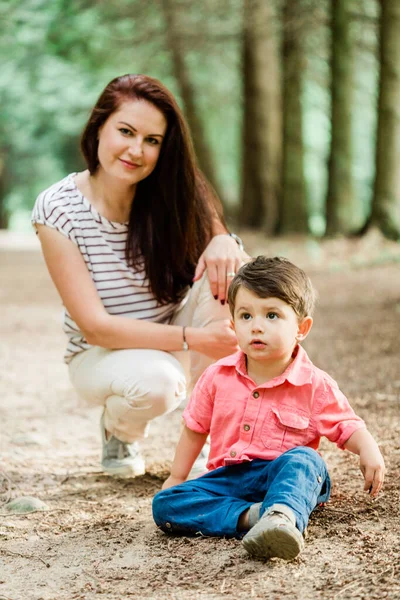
[165,522,172,529]
[230,450,237,458]
[317,476,322,483]
[244,424,250,431]
[253,391,259,398]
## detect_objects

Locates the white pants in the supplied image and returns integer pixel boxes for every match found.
[68,273,230,442]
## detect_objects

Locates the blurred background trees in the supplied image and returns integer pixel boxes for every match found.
[1,0,399,239]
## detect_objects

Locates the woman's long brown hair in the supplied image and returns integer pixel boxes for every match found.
[81,74,224,305]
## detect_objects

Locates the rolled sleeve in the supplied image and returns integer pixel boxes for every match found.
[31,191,78,245]
[182,368,214,434]
[314,380,366,449]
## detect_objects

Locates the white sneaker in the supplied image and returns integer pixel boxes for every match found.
[242,503,304,560]
[100,414,145,478]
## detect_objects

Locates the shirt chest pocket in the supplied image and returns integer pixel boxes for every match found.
[261,407,311,451]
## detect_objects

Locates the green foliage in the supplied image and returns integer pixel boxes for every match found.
[0,0,393,238]
[1,0,243,224]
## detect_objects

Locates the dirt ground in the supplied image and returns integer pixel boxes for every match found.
[0,229,399,600]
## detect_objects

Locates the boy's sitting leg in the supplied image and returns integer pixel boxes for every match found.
[242,503,304,560]
[242,447,331,560]
[153,462,258,538]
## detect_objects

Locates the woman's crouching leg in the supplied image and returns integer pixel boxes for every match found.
[69,347,187,443]
[172,271,231,391]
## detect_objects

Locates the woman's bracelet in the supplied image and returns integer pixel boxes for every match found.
[182,326,189,351]
[229,232,244,252]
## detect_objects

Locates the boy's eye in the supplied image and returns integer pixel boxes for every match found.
[267,312,278,320]
[241,313,252,321]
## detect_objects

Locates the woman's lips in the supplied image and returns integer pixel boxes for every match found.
[120,159,140,169]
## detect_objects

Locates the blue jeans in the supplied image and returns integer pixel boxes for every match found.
[153,447,331,538]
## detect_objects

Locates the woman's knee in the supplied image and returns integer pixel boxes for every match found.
[115,365,186,415]
[192,271,230,323]
[104,368,186,438]
[71,347,187,414]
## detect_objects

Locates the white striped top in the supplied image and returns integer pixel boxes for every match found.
[32,173,183,363]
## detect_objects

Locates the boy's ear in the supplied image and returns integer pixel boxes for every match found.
[296,316,313,342]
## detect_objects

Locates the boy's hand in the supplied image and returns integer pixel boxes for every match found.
[344,429,385,498]
[162,475,185,490]
[359,446,385,498]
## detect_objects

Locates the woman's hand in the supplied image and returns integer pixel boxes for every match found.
[186,319,239,360]
[193,234,250,303]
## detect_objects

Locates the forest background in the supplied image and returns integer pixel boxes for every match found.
[1,0,399,240]
[1,2,400,598]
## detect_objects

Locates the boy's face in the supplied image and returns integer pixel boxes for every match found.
[232,287,311,364]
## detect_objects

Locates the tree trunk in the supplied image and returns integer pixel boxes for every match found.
[0,154,9,229]
[240,0,282,234]
[279,0,308,234]
[325,0,358,236]
[369,0,400,239]
[161,0,223,200]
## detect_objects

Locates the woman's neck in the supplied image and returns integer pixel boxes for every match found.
[77,170,136,223]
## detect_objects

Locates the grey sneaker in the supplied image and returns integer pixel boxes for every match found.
[100,414,145,478]
[242,503,304,560]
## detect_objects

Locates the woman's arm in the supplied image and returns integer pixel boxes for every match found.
[343,428,385,498]
[162,425,208,489]
[37,225,238,357]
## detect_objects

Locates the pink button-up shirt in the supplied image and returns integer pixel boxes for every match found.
[183,345,366,472]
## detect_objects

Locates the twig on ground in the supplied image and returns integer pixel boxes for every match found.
[372,566,395,585]
[103,493,123,503]
[0,470,13,506]
[333,577,366,598]
[82,569,104,587]
[325,507,358,515]
[333,566,396,598]
[60,470,103,484]
[0,507,70,517]
[0,548,50,568]
[60,473,70,484]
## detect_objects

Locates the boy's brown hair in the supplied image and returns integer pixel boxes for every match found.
[228,256,316,320]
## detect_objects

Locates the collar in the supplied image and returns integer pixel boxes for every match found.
[283,345,313,386]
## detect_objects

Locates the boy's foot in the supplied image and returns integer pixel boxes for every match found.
[100,414,145,478]
[242,503,304,560]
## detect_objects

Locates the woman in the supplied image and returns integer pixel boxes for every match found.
[32,74,246,478]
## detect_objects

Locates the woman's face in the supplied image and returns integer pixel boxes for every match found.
[96,100,167,185]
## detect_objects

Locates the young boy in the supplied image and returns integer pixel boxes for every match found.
[152,256,385,560]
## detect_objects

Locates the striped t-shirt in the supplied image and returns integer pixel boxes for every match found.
[32,173,183,363]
